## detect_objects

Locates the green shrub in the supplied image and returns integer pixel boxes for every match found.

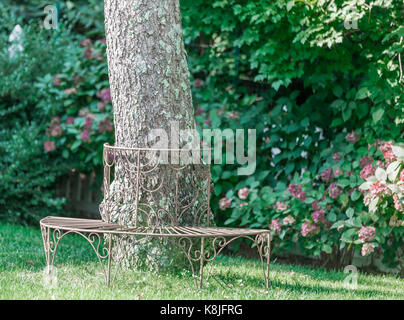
[0,4,78,223]
[182,0,404,267]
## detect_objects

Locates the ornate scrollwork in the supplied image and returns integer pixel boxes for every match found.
[39,144,271,290]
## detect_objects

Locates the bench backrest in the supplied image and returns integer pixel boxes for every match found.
[100,144,212,228]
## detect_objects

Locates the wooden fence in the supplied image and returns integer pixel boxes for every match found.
[56,170,103,218]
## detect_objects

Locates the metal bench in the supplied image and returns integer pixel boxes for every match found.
[40,144,271,289]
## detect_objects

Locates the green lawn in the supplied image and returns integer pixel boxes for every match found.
[0,223,403,300]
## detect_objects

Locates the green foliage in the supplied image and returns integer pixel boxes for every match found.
[0,125,67,224]
[0,4,77,223]
[182,0,404,267]
[2,1,404,268]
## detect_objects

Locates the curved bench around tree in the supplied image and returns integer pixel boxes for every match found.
[40,144,271,289]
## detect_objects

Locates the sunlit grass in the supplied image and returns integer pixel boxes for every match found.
[1,224,403,300]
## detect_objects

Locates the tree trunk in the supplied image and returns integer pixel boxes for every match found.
[105,0,195,146]
[103,0,211,272]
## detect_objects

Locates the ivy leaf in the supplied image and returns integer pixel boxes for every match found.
[372,107,384,124]
[286,0,294,11]
[351,189,361,201]
[356,87,370,100]
[322,244,332,254]
[330,99,346,109]
[346,208,354,219]
[341,228,357,242]
[332,85,343,98]
[342,105,352,121]
[71,140,81,152]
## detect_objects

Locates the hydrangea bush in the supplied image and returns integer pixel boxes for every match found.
[359,144,404,264]
[38,38,114,170]
[221,136,404,269]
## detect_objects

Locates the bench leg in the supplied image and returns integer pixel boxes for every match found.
[265,233,271,291]
[199,237,205,289]
[40,225,51,272]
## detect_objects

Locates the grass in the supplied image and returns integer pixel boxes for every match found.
[0,223,404,300]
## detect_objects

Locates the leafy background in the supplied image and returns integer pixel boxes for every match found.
[0,0,403,270]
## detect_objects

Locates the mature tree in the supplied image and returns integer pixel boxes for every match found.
[103,0,212,270]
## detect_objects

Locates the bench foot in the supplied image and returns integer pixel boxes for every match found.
[40,226,114,287]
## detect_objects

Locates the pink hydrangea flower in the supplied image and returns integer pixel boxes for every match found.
[301,221,320,237]
[50,116,60,125]
[380,141,397,164]
[361,243,375,256]
[194,79,203,87]
[393,194,404,212]
[219,197,232,210]
[84,117,93,130]
[369,181,390,196]
[82,47,94,59]
[204,120,212,126]
[358,226,376,242]
[44,141,56,152]
[328,182,343,199]
[64,88,77,95]
[346,131,360,144]
[363,193,373,206]
[375,160,385,169]
[311,209,326,223]
[81,129,90,142]
[287,184,306,201]
[238,188,249,200]
[360,156,373,168]
[50,125,62,137]
[98,101,107,112]
[98,119,113,133]
[276,201,289,211]
[79,109,89,117]
[399,169,404,182]
[360,164,376,180]
[80,38,93,47]
[320,168,333,183]
[332,152,341,162]
[311,202,319,211]
[73,75,84,85]
[195,107,204,116]
[66,117,75,125]
[333,167,343,177]
[269,219,282,233]
[53,75,62,86]
[283,215,295,225]
[97,88,112,103]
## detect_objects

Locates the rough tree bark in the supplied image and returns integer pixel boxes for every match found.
[103,0,212,271]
